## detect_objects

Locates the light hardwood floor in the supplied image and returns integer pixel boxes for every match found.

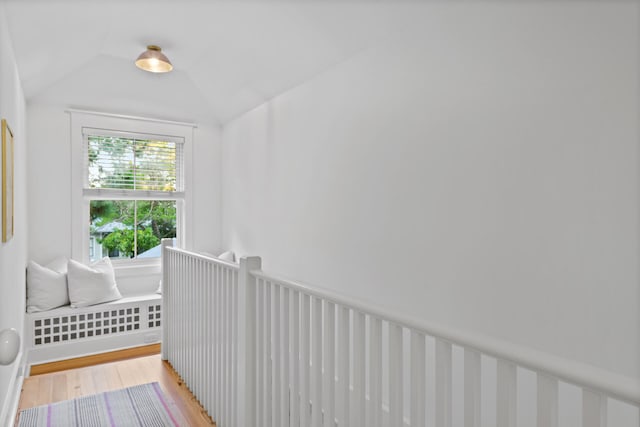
[17,354,215,426]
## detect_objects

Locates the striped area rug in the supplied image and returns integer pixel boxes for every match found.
[17,382,184,427]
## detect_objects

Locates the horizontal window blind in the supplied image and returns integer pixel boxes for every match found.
[83,131,184,195]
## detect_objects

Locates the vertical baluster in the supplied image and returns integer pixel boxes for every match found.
[411,331,426,427]
[186,257,191,376]
[161,242,168,360]
[228,269,234,424]
[177,254,182,371]
[190,257,195,381]
[181,255,185,373]
[190,258,196,389]
[301,294,311,427]
[201,262,206,413]
[183,257,189,380]
[282,287,290,426]
[197,260,203,402]
[232,270,239,426]
[216,264,222,422]
[203,262,208,406]
[389,323,403,427]
[256,280,264,425]
[192,257,196,386]
[184,256,189,376]
[177,254,181,363]
[436,339,452,427]
[166,252,171,361]
[353,312,366,427]
[172,252,176,363]
[198,259,202,399]
[338,306,350,427]
[165,251,170,359]
[222,268,228,426]
[166,252,170,351]
[225,267,230,423]
[174,253,178,363]
[497,360,517,427]
[464,348,481,427]
[210,264,216,420]
[312,297,323,427]
[582,390,607,427]
[537,374,558,427]
[207,263,214,416]
[291,290,301,427]
[196,259,201,397]
[368,317,382,427]
[175,253,179,364]
[202,261,207,408]
[200,261,205,407]
[186,257,190,375]
[324,301,336,427]
[228,269,235,424]
[264,281,273,427]
[173,257,180,371]
[173,252,177,363]
[170,251,173,356]
[222,268,229,425]
[273,285,282,427]
[197,259,201,399]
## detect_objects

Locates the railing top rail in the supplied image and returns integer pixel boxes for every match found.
[165,246,240,271]
[250,268,640,405]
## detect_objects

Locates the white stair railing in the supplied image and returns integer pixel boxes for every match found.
[162,244,640,427]
[162,241,241,426]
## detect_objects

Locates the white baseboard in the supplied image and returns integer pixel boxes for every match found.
[26,330,161,370]
[0,350,26,427]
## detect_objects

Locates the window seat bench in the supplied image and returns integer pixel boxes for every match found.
[25,293,162,371]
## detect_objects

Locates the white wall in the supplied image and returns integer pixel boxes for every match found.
[222,1,639,381]
[0,3,28,424]
[27,104,223,293]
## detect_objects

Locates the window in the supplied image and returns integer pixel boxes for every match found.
[84,132,183,261]
[70,111,193,266]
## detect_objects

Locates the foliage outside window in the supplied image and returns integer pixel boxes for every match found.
[85,134,183,262]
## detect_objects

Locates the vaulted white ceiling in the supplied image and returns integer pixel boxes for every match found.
[2,1,426,124]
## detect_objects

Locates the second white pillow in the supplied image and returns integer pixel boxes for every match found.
[218,250,236,263]
[67,257,123,308]
[26,260,69,313]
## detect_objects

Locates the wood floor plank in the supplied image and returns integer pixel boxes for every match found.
[159,360,215,426]
[17,377,40,410]
[36,375,53,405]
[18,354,215,426]
[78,366,97,396]
[65,369,82,399]
[51,374,68,403]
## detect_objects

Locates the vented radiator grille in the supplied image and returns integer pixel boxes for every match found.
[32,302,161,347]
[148,304,162,328]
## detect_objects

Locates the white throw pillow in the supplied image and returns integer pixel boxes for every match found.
[218,250,236,263]
[67,258,122,308]
[26,260,70,313]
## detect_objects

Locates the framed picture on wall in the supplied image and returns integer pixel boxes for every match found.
[2,119,14,243]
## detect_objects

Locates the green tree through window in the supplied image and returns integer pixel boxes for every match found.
[87,135,180,260]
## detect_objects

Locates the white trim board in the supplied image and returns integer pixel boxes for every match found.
[0,350,26,427]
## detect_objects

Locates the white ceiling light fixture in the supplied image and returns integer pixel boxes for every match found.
[135,45,173,73]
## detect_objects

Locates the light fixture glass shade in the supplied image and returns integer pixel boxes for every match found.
[135,45,173,73]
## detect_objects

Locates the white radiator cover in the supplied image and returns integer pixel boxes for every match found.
[25,294,162,369]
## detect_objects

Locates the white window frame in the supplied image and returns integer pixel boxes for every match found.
[70,111,194,274]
